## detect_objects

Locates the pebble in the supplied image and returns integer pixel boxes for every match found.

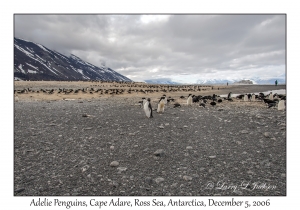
[209,156,216,159]
[109,181,119,187]
[158,125,164,129]
[155,177,165,184]
[110,161,119,167]
[117,167,127,172]
[145,177,153,184]
[183,175,193,181]
[15,188,25,193]
[241,130,249,134]
[264,132,272,138]
[154,149,165,157]
[110,146,115,150]
[186,146,193,150]
[81,165,90,172]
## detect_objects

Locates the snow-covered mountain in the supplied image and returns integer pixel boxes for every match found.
[144,78,180,85]
[143,77,286,85]
[196,79,236,85]
[194,78,285,85]
[14,37,132,82]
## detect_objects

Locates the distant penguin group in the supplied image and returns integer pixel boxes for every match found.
[141,90,285,118]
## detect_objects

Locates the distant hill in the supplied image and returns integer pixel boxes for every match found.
[233,79,254,84]
[143,78,285,85]
[14,37,132,82]
[144,78,181,85]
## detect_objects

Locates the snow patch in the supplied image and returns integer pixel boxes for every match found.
[36,54,46,62]
[18,64,26,74]
[26,63,38,70]
[28,70,37,74]
[15,44,35,57]
[37,44,51,53]
[14,77,23,81]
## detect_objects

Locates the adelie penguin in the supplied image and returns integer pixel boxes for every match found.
[157,96,166,113]
[227,92,232,99]
[139,97,146,108]
[268,92,273,100]
[278,99,286,111]
[163,94,168,105]
[187,94,193,105]
[144,98,153,118]
[251,93,256,101]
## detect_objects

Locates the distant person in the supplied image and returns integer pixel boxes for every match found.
[275,80,278,86]
[227,82,228,86]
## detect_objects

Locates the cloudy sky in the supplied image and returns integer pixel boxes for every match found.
[14,14,286,83]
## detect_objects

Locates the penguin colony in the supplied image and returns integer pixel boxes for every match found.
[14,81,215,95]
[14,81,285,112]
[142,91,286,118]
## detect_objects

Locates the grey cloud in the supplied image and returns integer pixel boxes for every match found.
[14,14,286,82]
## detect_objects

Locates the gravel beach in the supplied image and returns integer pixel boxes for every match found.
[14,83,286,196]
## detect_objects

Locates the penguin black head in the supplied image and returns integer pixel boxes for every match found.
[159,96,165,102]
[147,98,151,102]
[228,92,232,98]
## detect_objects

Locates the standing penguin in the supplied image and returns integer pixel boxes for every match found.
[251,93,256,101]
[144,98,153,118]
[278,99,286,111]
[227,92,232,99]
[140,97,147,108]
[269,92,273,100]
[157,96,166,113]
[244,94,248,102]
[163,94,168,105]
[187,94,193,105]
